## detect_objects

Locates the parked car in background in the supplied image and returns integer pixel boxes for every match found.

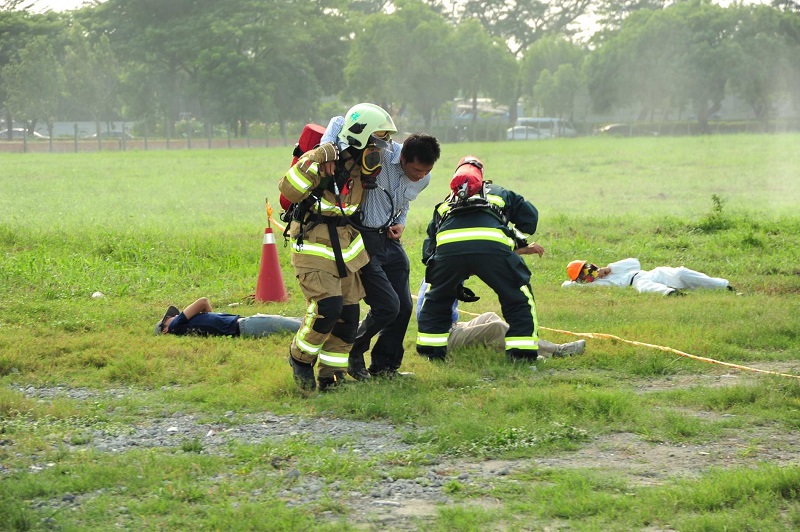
[597,123,657,137]
[0,128,49,140]
[506,125,552,141]
[515,117,577,137]
[88,131,134,139]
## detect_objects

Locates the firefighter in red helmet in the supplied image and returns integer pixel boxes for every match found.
[416,156,542,362]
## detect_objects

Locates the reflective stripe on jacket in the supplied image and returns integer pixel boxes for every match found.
[278,144,369,274]
[423,183,538,260]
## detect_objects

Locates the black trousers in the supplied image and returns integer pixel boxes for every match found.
[350,231,412,372]
[418,251,538,358]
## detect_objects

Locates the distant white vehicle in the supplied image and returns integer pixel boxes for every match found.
[506,125,552,141]
[0,128,49,140]
[515,117,577,137]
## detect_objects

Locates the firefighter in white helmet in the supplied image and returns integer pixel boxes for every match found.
[278,103,397,391]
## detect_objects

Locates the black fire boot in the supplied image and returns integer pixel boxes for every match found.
[288,354,316,391]
[507,348,538,362]
[318,371,346,392]
[417,345,446,361]
[347,352,371,381]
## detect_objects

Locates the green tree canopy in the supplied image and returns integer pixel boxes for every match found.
[729,4,797,124]
[345,0,458,128]
[1,34,63,135]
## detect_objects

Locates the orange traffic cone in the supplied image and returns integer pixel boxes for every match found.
[255,226,289,302]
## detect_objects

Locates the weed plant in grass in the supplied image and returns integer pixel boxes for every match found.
[1,135,800,529]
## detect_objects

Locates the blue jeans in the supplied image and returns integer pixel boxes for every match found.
[239,315,301,337]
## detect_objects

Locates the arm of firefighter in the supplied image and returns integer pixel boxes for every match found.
[504,189,539,235]
[278,143,338,203]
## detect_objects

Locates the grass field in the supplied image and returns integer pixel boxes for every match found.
[2,134,800,529]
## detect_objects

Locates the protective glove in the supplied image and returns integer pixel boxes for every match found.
[456,284,480,303]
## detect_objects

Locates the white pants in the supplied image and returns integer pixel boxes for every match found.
[633,267,729,296]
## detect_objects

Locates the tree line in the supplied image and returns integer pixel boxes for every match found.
[1,0,799,142]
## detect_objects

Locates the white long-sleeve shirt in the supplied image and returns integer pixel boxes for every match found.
[561,258,729,296]
[561,258,642,289]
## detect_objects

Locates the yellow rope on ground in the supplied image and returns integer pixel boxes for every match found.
[271,238,796,380]
[454,305,800,381]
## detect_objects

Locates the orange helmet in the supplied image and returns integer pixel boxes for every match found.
[566,260,587,281]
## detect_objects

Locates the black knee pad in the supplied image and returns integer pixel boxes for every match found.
[312,295,344,334]
[332,304,360,344]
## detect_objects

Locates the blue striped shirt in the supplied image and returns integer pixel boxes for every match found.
[322,116,430,229]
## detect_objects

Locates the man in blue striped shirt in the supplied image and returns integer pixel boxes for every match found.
[322,115,441,379]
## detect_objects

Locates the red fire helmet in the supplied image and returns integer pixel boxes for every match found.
[449,155,484,197]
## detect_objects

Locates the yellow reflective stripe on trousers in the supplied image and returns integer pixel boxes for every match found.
[506,284,539,351]
[286,162,318,194]
[295,301,323,355]
[417,331,449,347]
[436,227,515,248]
[319,349,349,368]
[521,284,539,341]
[506,337,538,350]
[291,233,365,262]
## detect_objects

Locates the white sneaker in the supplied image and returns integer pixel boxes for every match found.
[553,340,586,358]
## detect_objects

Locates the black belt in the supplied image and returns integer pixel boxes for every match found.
[307,215,349,227]
[629,272,640,286]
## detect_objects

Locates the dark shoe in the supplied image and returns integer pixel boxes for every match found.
[288,355,316,391]
[667,289,686,297]
[507,348,538,362]
[417,345,446,361]
[368,368,415,379]
[552,340,586,358]
[348,351,370,381]
[347,366,372,381]
[318,371,346,391]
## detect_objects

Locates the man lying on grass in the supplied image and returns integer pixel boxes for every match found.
[154,297,300,337]
[563,258,736,296]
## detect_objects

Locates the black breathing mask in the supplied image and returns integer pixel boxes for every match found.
[360,143,382,189]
